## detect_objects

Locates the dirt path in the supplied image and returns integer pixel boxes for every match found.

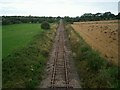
[40,19,81,88]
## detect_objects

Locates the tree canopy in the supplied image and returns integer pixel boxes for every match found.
[64,12,119,23]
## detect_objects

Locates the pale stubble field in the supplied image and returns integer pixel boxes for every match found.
[71,20,119,65]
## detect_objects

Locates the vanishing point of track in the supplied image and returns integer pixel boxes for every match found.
[40,19,81,88]
[50,19,69,88]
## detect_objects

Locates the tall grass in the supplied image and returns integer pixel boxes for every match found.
[2,24,56,88]
[65,24,119,88]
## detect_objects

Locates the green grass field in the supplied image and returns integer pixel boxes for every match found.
[2,23,42,58]
[2,23,56,88]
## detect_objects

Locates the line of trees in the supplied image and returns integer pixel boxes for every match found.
[64,12,120,23]
[2,16,61,25]
[2,12,120,25]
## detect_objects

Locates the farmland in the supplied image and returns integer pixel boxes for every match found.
[66,24,119,88]
[1,0,120,88]
[71,20,119,65]
[2,23,57,88]
[2,17,119,88]
[2,24,42,58]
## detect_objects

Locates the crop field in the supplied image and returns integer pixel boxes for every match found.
[66,24,119,88]
[71,20,119,65]
[2,24,42,58]
[2,23,57,88]
[1,0,120,88]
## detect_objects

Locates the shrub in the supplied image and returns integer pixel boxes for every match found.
[41,21,50,30]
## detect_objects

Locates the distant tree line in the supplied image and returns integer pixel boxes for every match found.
[64,12,120,23]
[2,16,61,25]
[2,12,120,25]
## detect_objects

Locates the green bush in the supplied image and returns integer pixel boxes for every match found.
[41,21,50,30]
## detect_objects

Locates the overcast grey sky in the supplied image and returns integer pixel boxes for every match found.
[0,0,119,17]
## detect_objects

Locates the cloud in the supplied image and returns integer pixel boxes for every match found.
[0,0,119,16]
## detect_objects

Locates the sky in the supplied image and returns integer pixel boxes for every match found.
[0,0,119,17]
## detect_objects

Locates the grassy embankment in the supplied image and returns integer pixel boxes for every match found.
[66,24,119,88]
[2,23,56,88]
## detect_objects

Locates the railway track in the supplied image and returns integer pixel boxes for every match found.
[40,19,81,88]
[50,20,70,88]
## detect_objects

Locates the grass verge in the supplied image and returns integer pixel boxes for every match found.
[65,24,119,88]
[2,24,56,88]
